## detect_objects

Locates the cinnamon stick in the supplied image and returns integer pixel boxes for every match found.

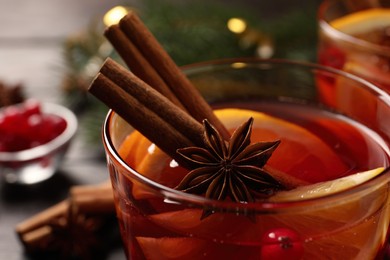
[264,166,309,190]
[21,225,52,249]
[101,58,204,147]
[16,182,116,250]
[15,200,69,238]
[107,11,230,140]
[104,25,184,110]
[16,183,114,240]
[89,70,203,165]
[70,182,114,214]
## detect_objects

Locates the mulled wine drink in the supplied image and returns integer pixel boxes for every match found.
[318,0,390,103]
[103,59,390,259]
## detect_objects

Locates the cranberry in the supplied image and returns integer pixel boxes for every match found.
[260,228,304,260]
[0,100,67,152]
[1,106,26,134]
[23,99,41,117]
[41,114,67,139]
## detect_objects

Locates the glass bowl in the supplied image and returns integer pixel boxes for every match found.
[0,102,78,185]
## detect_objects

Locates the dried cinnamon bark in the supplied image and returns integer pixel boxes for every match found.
[91,13,306,190]
[15,183,115,252]
[89,65,203,166]
[105,25,184,109]
[105,11,230,140]
[70,182,114,214]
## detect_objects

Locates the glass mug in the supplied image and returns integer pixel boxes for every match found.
[318,0,390,105]
[103,59,390,259]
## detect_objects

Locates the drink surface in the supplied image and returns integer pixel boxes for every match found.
[121,102,388,187]
[318,8,390,93]
[112,102,390,259]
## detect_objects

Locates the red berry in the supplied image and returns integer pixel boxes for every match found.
[2,106,25,133]
[39,114,67,142]
[0,101,67,152]
[23,99,41,117]
[260,228,304,260]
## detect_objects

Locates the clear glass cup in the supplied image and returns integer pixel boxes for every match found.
[318,0,390,104]
[103,59,390,259]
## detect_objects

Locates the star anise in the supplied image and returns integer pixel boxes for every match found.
[175,117,284,205]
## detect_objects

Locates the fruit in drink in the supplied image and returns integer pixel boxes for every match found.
[111,104,389,259]
[318,8,390,98]
[271,167,384,201]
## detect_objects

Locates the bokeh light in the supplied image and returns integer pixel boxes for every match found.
[103,6,129,26]
[227,18,247,34]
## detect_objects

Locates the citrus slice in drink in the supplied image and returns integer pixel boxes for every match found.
[333,62,380,127]
[270,167,384,201]
[136,236,262,260]
[148,208,282,244]
[329,8,390,87]
[330,8,390,36]
[268,167,388,244]
[136,237,207,259]
[121,108,350,199]
[145,167,387,258]
[141,212,370,259]
[270,167,388,259]
[147,167,385,241]
[215,108,349,182]
[343,58,390,86]
[118,130,156,167]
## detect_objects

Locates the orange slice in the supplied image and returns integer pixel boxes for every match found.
[144,206,381,259]
[343,58,390,85]
[330,8,390,35]
[215,108,349,182]
[117,131,142,166]
[148,208,281,244]
[118,130,156,167]
[119,107,350,199]
[330,8,390,87]
[271,167,384,201]
[145,168,387,258]
[136,237,207,259]
[269,167,388,259]
[333,62,381,127]
[136,236,261,260]
[120,107,351,196]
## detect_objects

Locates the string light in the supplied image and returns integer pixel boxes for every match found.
[103,6,130,26]
[227,17,274,58]
[227,18,247,34]
[256,42,274,59]
[231,62,246,69]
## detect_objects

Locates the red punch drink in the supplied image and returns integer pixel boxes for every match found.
[102,59,390,259]
[318,0,390,104]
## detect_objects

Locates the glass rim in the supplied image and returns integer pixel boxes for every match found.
[103,58,390,212]
[318,0,390,55]
[182,57,390,99]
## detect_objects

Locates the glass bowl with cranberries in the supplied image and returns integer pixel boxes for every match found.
[0,100,78,184]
